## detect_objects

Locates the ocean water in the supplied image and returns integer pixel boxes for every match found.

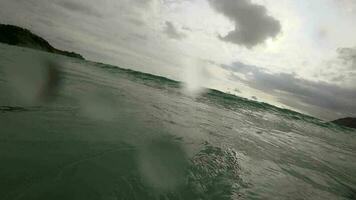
[0,44,355,200]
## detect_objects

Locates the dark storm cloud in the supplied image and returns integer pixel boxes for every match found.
[337,47,356,69]
[55,0,102,17]
[222,62,356,119]
[208,0,281,48]
[164,21,186,40]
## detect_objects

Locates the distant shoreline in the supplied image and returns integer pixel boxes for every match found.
[0,24,84,60]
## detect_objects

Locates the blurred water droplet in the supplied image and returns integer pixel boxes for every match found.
[137,137,188,192]
[4,54,62,105]
[79,88,118,121]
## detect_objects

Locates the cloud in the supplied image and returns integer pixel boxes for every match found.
[337,47,356,69]
[55,0,102,17]
[333,0,356,13]
[164,21,186,40]
[127,18,145,26]
[207,0,281,48]
[222,62,356,119]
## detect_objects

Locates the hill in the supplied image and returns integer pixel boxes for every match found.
[331,117,356,129]
[0,24,84,59]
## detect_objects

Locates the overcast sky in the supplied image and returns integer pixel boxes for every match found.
[1,0,356,120]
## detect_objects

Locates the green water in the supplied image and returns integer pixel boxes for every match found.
[0,44,355,200]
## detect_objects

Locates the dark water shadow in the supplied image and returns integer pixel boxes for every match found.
[0,106,30,113]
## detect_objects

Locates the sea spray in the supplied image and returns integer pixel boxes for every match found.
[181,59,210,98]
